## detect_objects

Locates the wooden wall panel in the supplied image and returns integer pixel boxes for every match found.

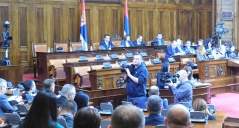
[98,7,106,41]
[196,10,203,39]
[178,10,193,41]
[52,5,62,42]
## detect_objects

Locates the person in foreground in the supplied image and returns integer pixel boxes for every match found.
[145,95,164,126]
[19,90,63,128]
[193,98,216,120]
[108,104,145,128]
[148,86,169,109]
[166,70,193,105]
[74,107,101,128]
[164,104,191,128]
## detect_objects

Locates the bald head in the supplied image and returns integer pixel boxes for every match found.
[164,104,191,128]
[149,86,159,96]
[109,104,145,128]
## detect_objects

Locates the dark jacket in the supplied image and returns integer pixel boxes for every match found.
[61,114,74,128]
[99,41,115,50]
[57,95,68,108]
[0,94,17,113]
[120,40,134,47]
[153,38,165,45]
[145,114,165,126]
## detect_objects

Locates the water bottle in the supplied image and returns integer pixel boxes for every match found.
[90,46,93,51]
[48,47,51,53]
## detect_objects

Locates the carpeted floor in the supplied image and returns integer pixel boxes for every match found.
[211,92,239,118]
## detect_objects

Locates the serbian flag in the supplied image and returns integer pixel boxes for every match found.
[124,0,130,36]
[80,0,88,51]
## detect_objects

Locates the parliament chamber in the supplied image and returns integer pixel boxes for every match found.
[0,0,239,127]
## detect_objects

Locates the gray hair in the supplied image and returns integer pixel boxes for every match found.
[149,86,159,96]
[147,95,162,113]
[0,78,7,88]
[43,79,55,91]
[111,104,145,128]
[61,84,75,96]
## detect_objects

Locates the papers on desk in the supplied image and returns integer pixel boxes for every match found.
[8,96,22,102]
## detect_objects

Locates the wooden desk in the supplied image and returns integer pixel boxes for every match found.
[228,58,239,76]
[0,65,23,86]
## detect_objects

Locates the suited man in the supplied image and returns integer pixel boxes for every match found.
[0,78,18,113]
[165,40,180,62]
[184,40,195,54]
[120,34,134,47]
[176,38,185,54]
[57,84,76,107]
[132,35,146,46]
[99,34,115,50]
[153,33,164,46]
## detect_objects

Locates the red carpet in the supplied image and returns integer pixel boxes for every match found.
[23,73,38,81]
[211,92,239,118]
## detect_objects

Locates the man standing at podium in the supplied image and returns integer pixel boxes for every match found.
[124,54,149,104]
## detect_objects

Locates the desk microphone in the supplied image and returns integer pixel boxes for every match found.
[123,48,132,53]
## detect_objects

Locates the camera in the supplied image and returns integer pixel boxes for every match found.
[121,64,135,74]
[161,73,180,84]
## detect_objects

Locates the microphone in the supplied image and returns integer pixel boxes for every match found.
[124,48,132,53]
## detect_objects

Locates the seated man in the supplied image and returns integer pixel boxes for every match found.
[176,38,185,54]
[99,34,115,50]
[57,84,76,107]
[228,44,238,58]
[184,40,195,54]
[164,104,191,128]
[149,86,169,109]
[132,35,146,46]
[21,80,36,100]
[43,79,56,92]
[0,78,18,113]
[120,34,134,47]
[108,104,145,128]
[59,100,77,128]
[153,33,164,46]
[165,40,180,62]
[145,95,165,126]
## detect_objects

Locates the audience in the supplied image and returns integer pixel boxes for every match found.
[216,45,227,59]
[193,98,216,120]
[74,91,90,110]
[156,62,172,89]
[195,39,203,50]
[19,90,63,128]
[145,95,164,126]
[165,40,180,62]
[184,40,195,54]
[74,107,101,128]
[148,86,169,109]
[21,80,36,100]
[183,66,196,85]
[176,38,184,54]
[132,35,146,46]
[196,45,208,61]
[0,78,18,113]
[164,104,191,128]
[108,104,145,128]
[153,33,164,46]
[59,100,77,128]
[99,34,115,50]
[205,41,214,54]
[120,34,134,47]
[166,70,193,105]
[57,84,76,107]
[43,79,55,92]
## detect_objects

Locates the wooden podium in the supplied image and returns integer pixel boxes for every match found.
[228,58,239,76]
[0,65,23,86]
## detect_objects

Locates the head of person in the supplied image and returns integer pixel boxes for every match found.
[164,104,191,128]
[176,39,182,46]
[137,35,143,42]
[157,33,163,39]
[148,86,159,96]
[220,45,226,53]
[207,41,212,48]
[22,80,36,93]
[177,70,188,82]
[133,54,143,67]
[60,100,77,116]
[185,40,191,48]
[193,98,211,116]
[198,39,203,46]
[74,107,101,128]
[22,90,58,128]
[43,79,55,92]
[74,91,89,110]
[147,95,162,114]
[171,40,177,48]
[161,62,170,72]
[184,66,193,80]
[61,84,76,100]
[197,45,206,55]
[125,34,130,41]
[104,34,110,42]
[108,104,145,128]
[230,45,235,52]
[0,78,7,94]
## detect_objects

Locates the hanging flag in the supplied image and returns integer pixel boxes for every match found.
[80,0,88,51]
[124,0,130,36]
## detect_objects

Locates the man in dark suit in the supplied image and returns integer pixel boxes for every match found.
[99,34,115,50]
[132,35,146,46]
[0,78,18,113]
[153,33,165,45]
[120,34,134,47]
[165,40,180,62]
[145,95,165,126]
[57,84,76,107]
[184,40,195,54]
[176,38,184,54]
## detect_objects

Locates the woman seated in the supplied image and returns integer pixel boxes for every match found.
[205,41,214,54]
[183,66,196,86]
[195,39,203,51]
[156,62,172,89]
[193,98,216,120]
[120,34,134,47]
[196,45,208,61]
[19,90,64,128]
[184,40,196,54]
